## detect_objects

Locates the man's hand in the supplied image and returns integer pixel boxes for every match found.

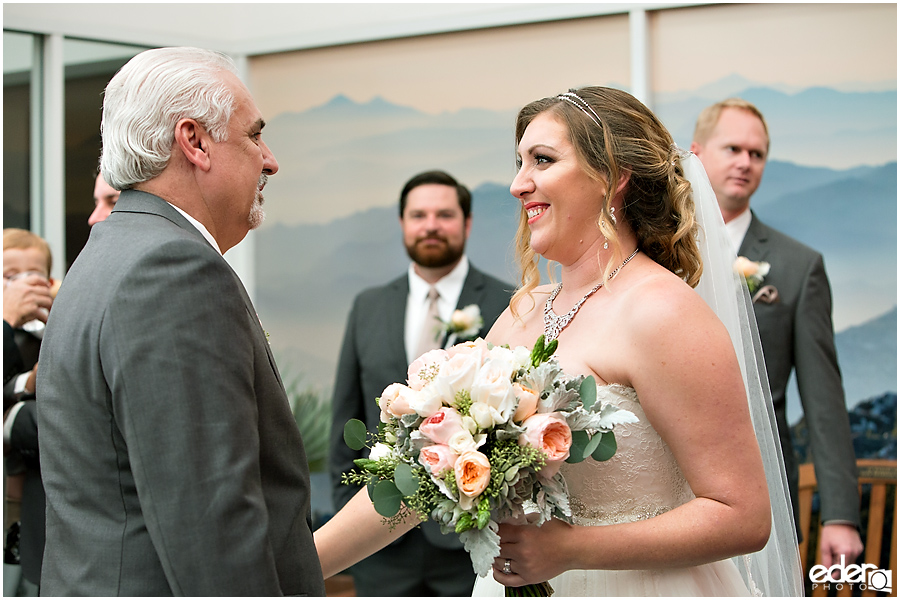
[25,363,38,395]
[3,274,52,328]
[820,522,864,569]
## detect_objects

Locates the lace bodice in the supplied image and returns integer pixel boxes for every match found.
[473,384,757,597]
[560,384,694,526]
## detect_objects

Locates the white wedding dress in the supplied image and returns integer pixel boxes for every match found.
[472,384,755,597]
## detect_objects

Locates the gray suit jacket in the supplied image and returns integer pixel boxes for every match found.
[739,212,860,530]
[37,190,325,596]
[329,267,512,528]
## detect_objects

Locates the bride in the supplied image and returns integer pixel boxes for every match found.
[471,87,801,596]
[314,87,802,596]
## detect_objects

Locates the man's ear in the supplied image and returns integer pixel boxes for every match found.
[174,118,211,171]
[689,141,702,156]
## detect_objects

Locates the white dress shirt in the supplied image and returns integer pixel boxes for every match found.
[724,207,752,254]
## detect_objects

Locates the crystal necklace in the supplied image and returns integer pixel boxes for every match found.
[543,248,640,341]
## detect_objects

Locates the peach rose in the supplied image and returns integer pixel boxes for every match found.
[734,256,769,278]
[454,450,491,508]
[418,444,459,475]
[378,383,417,422]
[419,407,466,445]
[512,383,540,422]
[519,412,572,478]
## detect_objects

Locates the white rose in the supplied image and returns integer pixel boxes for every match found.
[448,429,479,454]
[461,415,479,435]
[440,349,483,398]
[469,401,496,430]
[511,345,532,370]
[368,442,395,461]
[487,345,514,363]
[407,385,443,418]
[470,359,517,425]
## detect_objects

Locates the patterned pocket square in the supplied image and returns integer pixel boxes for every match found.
[752,285,779,304]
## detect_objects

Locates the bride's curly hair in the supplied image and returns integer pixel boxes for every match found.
[511,86,702,317]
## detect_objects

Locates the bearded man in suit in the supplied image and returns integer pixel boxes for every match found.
[36,47,325,596]
[330,170,512,596]
[691,98,863,570]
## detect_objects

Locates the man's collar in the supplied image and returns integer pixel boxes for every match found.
[167,203,222,255]
[724,208,752,253]
[408,256,469,299]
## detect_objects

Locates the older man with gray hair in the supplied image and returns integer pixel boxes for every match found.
[37,47,325,595]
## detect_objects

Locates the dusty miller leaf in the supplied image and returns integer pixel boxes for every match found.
[459,519,501,577]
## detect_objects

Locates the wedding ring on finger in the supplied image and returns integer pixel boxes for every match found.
[502,558,513,575]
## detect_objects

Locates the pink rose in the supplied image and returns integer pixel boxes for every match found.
[407,349,449,391]
[379,383,417,423]
[419,407,465,445]
[512,383,540,422]
[418,444,459,475]
[454,450,491,507]
[519,412,572,478]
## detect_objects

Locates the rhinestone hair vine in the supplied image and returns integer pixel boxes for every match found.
[557,91,603,130]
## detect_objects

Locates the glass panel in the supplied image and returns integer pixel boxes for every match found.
[62,38,146,269]
[3,31,34,230]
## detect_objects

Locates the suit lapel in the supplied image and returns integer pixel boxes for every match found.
[116,190,282,381]
[385,276,411,366]
[456,267,485,310]
[738,211,771,262]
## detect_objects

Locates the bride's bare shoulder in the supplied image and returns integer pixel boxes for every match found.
[620,266,712,328]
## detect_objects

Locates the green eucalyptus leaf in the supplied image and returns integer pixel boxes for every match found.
[343,419,368,451]
[581,431,604,459]
[566,430,589,463]
[394,462,419,496]
[579,376,597,410]
[372,481,402,517]
[591,431,618,462]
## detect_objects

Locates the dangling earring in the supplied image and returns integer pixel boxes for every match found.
[603,207,617,250]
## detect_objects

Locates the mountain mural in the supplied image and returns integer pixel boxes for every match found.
[255,83,897,419]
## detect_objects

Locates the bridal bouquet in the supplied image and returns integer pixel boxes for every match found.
[342,335,637,595]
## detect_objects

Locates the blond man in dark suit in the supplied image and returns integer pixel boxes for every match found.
[692,98,863,570]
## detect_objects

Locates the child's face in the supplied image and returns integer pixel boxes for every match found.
[3,247,50,283]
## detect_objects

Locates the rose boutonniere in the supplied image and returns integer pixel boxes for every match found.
[436,304,483,346]
[733,256,770,294]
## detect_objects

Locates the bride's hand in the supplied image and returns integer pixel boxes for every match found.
[491,518,577,586]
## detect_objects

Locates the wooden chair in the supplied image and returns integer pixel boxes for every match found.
[798,459,897,597]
